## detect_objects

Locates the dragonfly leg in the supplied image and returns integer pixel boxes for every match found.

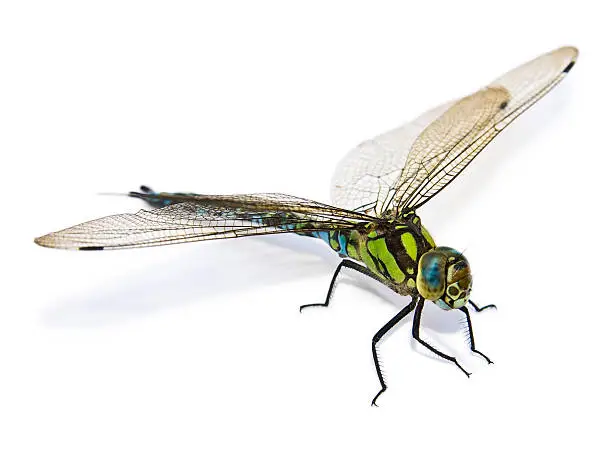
[300,259,382,312]
[370,297,417,406]
[468,299,497,312]
[458,306,493,364]
[412,299,471,378]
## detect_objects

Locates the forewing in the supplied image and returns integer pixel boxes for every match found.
[331,46,578,215]
[35,193,374,250]
[331,102,452,216]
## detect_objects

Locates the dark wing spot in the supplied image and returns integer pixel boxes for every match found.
[499,101,508,110]
[563,61,575,73]
[79,246,104,251]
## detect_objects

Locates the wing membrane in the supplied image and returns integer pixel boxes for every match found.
[35,193,375,250]
[331,46,578,215]
[331,102,453,215]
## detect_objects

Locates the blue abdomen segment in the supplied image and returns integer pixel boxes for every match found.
[305,230,349,257]
[270,223,347,256]
[250,219,348,257]
[311,231,330,244]
[336,232,349,256]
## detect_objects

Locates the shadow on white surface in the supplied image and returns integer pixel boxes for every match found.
[41,231,471,337]
[42,235,338,328]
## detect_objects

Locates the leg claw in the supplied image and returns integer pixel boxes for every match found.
[473,350,493,365]
[454,359,471,378]
[371,388,386,407]
[469,300,498,312]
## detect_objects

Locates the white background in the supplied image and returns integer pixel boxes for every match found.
[1,1,610,457]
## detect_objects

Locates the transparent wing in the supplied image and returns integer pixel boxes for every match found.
[331,46,578,215]
[331,101,453,215]
[35,193,376,250]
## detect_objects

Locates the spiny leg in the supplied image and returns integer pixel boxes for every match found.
[370,297,417,407]
[412,298,471,378]
[469,299,497,312]
[458,306,493,364]
[300,259,383,312]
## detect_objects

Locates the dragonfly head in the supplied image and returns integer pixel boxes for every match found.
[416,247,472,310]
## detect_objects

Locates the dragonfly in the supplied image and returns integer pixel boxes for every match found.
[35,46,578,405]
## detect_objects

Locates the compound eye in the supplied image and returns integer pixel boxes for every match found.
[416,251,446,301]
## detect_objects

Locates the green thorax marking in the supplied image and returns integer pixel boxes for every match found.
[342,213,436,295]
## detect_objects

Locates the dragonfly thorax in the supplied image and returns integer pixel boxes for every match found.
[417,247,472,310]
